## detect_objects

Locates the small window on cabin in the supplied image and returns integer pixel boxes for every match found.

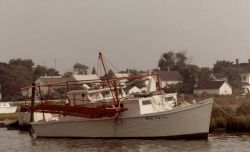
[142,100,151,105]
[165,97,174,101]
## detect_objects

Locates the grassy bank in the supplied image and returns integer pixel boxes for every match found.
[184,94,250,132]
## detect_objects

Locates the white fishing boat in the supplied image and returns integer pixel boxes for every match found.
[31,92,212,139]
[20,52,213,139]
[0,102,17,114]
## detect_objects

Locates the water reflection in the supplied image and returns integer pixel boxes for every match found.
[1,129,250,152]
[31,138,212,152]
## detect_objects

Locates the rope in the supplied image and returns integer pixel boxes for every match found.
[213,102,240,119]
[102,55,120,73]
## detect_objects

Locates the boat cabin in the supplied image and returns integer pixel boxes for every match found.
[66,87,126,106]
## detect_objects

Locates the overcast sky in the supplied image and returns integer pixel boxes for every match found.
[1,0,250,73]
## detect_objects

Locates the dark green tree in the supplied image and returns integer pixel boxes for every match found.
[158,51,187,71]
[73,63,89,75]
[198,67,212,82]
[91,67,97,74]
[107,69,115,78]
[33,65,60,81]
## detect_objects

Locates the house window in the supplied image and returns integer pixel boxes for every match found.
[242,75,247,81]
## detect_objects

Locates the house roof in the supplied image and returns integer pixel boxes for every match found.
[115,73,129,78]
[211,73,226,79]
[195,81,229,90]
[37,77,75,84]
[72,74,99,81]
[158,71,184,81]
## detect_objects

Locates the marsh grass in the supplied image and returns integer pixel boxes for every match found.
[211,96,250,132]
[184,94,250,132]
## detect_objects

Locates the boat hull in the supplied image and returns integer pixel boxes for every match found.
[32,99,213,139]
[0,107,17,114]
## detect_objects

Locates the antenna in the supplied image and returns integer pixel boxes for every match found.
[52,58,57,78]
[54,58,57,70]
[247,46,249,60]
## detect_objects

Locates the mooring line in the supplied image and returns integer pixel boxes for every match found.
[213,102,240,119]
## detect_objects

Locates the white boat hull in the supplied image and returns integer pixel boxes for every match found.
[0,107,17,114]
[32,99,213,139]
[17,112,58,127]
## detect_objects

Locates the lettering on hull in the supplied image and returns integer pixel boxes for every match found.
[145,114,167,120]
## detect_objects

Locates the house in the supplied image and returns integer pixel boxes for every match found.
[125,76,157,94]
[125,86,141,95]
[35,76,76,95]
[158,71,184,88]
[22,75,100,97]
[72,74,99,82]
[194,81,232,95]
[241,73,250,84]
[241,73,250,95]
[114,73,129,86]
[72,74,100,89]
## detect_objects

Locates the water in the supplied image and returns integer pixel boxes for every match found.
[0,128,250,152]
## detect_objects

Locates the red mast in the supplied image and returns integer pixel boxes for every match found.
[98,52,119,106]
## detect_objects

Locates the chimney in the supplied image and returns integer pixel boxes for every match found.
[236,58,239,65]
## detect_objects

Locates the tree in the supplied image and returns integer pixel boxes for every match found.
[158,51,175,71]
[158,51,188,71]
[91,67,97,75]
[198,67,212,82]
[181,64,200,83]
[175,52,188,65]
[0,65,32,100]
[33,65,60,81]
[213,60,234,74]
[73,63,89,75]
[9,58,34,71]
[107,69,115,78]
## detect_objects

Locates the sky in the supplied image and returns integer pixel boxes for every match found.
[1,0,250,74]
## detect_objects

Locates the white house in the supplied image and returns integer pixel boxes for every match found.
[194,81,232,95]
[72,74,99,82]
[21,76,75,97]
[127,86,141,95]
[240,73,250,95]
[114,73,129,86]
[241,73,250,84]
[72,74,100,89]
[35,76,75,95]
[125,76,157,94]
[158,71,184,88]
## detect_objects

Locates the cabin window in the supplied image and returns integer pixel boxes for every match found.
[165,97,174,101]
[142,100,151,105]
[103,91,111,98]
